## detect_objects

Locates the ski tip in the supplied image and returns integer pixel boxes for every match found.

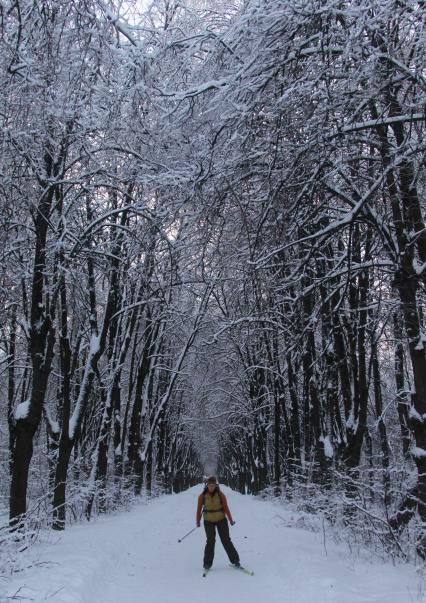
[229,564,254,575]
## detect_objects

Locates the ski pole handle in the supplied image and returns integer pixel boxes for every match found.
[178,526,198,543]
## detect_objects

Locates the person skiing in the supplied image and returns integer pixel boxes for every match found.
[196,475,240,571]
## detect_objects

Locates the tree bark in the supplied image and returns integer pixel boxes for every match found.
[10,173,58,524]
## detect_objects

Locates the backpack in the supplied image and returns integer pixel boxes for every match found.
[202,485,224,513]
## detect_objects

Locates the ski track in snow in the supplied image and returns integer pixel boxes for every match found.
[2,486,425,603]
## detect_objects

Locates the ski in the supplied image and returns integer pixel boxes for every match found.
[229,564,254,576]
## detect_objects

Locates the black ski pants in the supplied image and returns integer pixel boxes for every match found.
[203,518,239,568]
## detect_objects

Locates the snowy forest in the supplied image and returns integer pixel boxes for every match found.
[1,0,426,570]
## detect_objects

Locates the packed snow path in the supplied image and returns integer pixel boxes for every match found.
[4,485,424,602]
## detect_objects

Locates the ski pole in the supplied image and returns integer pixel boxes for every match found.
[178,526,198,543]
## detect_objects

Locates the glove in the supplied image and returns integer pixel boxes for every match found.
[196,521,201,528]
[230,520,236,526]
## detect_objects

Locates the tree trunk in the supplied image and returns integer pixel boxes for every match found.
[393,310,410,457]
[7,305,17,476]
[371,340,391,507]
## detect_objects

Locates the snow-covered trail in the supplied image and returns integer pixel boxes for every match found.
[3,485,424,603]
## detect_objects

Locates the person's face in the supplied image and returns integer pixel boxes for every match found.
[207,482,216,492]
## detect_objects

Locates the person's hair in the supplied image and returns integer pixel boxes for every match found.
[203,476,220,496]
[203,483,220,496]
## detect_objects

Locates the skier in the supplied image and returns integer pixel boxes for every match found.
[196,475,240,571]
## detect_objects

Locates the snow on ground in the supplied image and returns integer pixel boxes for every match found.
[2,485,425,603]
